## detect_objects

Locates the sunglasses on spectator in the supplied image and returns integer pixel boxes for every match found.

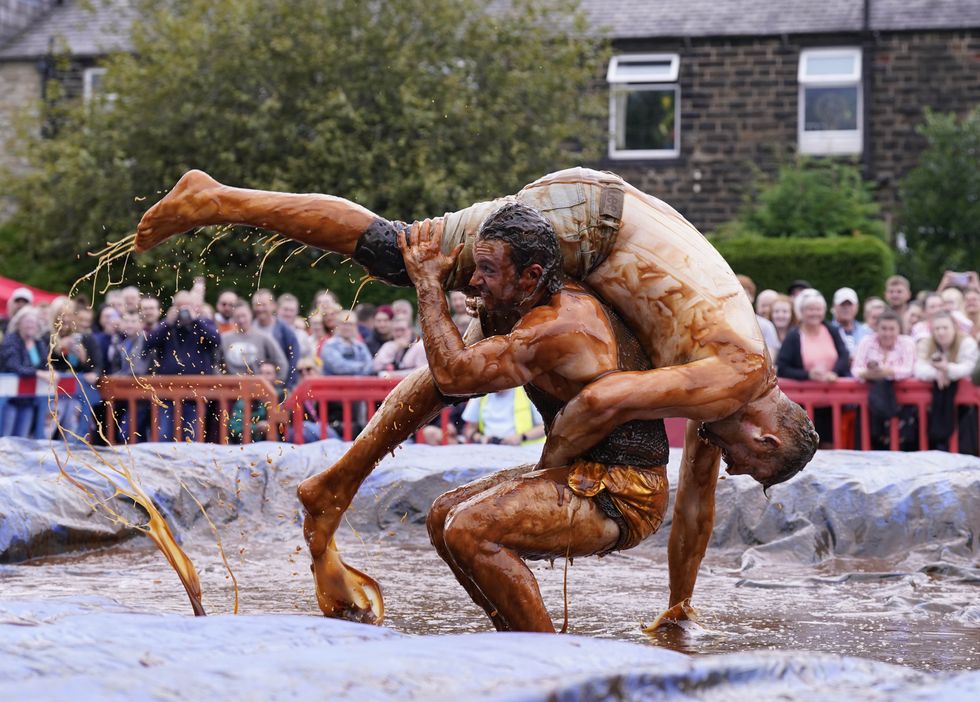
[298,366,317,373]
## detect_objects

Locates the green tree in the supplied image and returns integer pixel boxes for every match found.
[720,159,885,239]
[898,107,980,289]
[0,0,605,306]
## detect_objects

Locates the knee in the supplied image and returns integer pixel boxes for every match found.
[426,491,457,548]
[442,506,485,562]
[296,477,320,513]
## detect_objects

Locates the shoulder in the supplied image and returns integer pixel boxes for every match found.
[518,286,606,330]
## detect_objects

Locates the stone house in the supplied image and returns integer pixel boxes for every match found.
[0,0,133,177]
[1,0,978,232]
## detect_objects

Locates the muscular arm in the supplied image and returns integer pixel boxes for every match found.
[539,354,760,469]
[642,419,722,631]
[414,280,549,396]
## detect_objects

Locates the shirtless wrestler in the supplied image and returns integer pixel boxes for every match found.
[406,203,670,632]
[135,167,818,626]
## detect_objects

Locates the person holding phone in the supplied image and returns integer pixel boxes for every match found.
[915,312,980,451]
[852,310,916,449]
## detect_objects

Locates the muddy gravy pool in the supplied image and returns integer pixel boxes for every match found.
[3,526,976,672]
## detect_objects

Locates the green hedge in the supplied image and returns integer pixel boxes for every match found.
[713,235,895,304]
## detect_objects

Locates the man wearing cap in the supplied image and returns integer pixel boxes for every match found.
[2,288,34,334]
[830,287,872,358]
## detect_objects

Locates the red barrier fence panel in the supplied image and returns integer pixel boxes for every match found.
[283,376,452,444]
[99,375,283,444]
[892,379,980,453]
[778,378,872,450]
[85,373,980,453]
[779,377,980,452]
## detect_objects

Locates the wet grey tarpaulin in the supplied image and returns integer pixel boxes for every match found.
[3,438,975,564]
[0,438,977,699]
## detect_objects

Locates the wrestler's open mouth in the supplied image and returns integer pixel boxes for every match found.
[699,424,738,473]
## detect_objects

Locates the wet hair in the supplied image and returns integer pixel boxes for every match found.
[763,396,819,492]
[477,202,563,295]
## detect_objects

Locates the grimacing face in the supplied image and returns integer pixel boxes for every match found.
[470,239,525,312]
[698,393,787,486]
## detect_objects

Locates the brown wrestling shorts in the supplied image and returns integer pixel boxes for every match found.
[566,460,668,553]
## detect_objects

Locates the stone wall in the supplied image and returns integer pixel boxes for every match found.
[597,30,980,234]
[0,60,38,179]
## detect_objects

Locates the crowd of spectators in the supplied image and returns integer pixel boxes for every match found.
[739,271,980,452]
[5,268,980,453]
[0,278,474,443]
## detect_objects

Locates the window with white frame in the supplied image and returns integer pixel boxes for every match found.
[798,48,862,155]
[82,67,108,103]
[607,54,680,159]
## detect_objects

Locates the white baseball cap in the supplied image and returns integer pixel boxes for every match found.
[833,287,858,306]
[10,287,33,303]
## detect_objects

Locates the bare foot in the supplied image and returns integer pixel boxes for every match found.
[304,514,384,624]
[135,170,224,252]
[642,599,699,633]
[299,476,384,623]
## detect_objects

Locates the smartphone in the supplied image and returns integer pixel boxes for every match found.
[952,272,970,287]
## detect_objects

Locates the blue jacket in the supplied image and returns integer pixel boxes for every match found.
[142,318,221,375]
[320,336,373,376]
[258,319,300,387]
[0,333,46,375]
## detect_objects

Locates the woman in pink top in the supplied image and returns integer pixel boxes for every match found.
[776,289,851,446]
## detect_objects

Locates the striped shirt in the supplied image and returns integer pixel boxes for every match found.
[852,334,916,380]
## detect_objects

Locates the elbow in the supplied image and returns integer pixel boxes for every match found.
[431,368,476,397]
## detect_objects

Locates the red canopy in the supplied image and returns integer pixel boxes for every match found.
[0,275,64,311]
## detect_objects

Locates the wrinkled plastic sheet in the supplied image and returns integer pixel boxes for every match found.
[3,438,976,565]
[1,438,978,700]
[0,598,978,702]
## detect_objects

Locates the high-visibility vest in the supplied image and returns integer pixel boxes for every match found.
[478,387,545,445]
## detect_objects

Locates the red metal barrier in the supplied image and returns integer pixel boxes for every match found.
[282,376,452,444]
[779,378,980,452]
[87,373,980,452]
[100,375,283,444]
[777,378,872,450]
